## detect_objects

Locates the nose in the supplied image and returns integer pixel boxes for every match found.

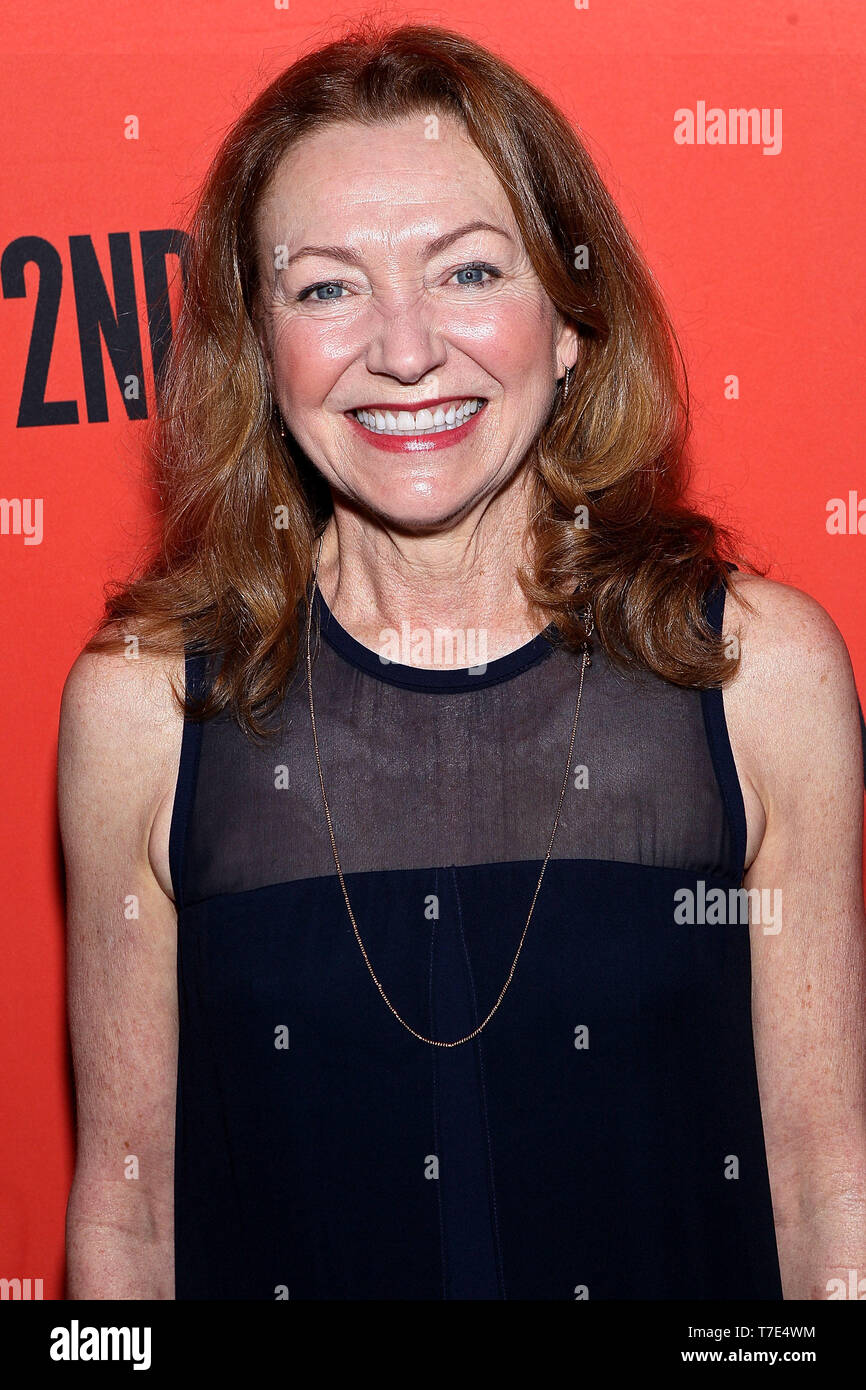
[362,289,448,388]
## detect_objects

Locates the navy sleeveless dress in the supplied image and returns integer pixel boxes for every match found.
[169,566,783,1300]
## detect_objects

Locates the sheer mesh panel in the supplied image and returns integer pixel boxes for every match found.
[182,595,737,905]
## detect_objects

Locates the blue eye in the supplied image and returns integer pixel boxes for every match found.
[296,263,500,303]
[296,281,349,303]
[453,263,500,288]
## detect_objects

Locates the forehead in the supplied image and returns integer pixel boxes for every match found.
[253,116,516,249]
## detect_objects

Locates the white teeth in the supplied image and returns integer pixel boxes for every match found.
[352,398,484,435]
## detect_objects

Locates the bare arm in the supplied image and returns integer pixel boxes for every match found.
[725,574,866,1299]
[59,637,185,1299]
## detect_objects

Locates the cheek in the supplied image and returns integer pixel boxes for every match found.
[268,315,356,403]
[441,296,555,382]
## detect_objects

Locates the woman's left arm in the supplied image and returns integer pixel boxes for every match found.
[725,573,866,1300]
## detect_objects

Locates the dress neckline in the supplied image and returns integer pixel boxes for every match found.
[312,585,558,693]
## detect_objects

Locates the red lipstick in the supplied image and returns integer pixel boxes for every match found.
[344,398,488,453]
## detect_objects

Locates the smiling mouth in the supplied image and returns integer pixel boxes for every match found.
[348,397,487,436]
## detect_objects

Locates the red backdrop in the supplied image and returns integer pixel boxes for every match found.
[1,1,864,1298]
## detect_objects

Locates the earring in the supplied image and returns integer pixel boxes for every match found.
[562,365,572,400]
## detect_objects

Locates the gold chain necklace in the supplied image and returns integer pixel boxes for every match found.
[305,545,593,1048]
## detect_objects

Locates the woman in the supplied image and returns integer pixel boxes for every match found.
[59,21,866,1300]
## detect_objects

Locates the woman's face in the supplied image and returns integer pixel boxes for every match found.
[254,114,578,532]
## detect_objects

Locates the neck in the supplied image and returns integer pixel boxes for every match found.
[314,472,547,668]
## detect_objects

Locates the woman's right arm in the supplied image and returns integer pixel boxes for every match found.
[58,640,186,1299]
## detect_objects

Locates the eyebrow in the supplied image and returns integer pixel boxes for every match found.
[278,219,514,273]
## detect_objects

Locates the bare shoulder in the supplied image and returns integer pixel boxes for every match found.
[721,570,862,818]
[723,570,858,710]
[723,570,856,671]
[62,615,183,691]
[58,623,188,901]
[59,622,187,771]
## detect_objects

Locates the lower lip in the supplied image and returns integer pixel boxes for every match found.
[344,401,488,452]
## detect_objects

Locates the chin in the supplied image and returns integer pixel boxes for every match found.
[364,487,482,534]
[333,465,483,532]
